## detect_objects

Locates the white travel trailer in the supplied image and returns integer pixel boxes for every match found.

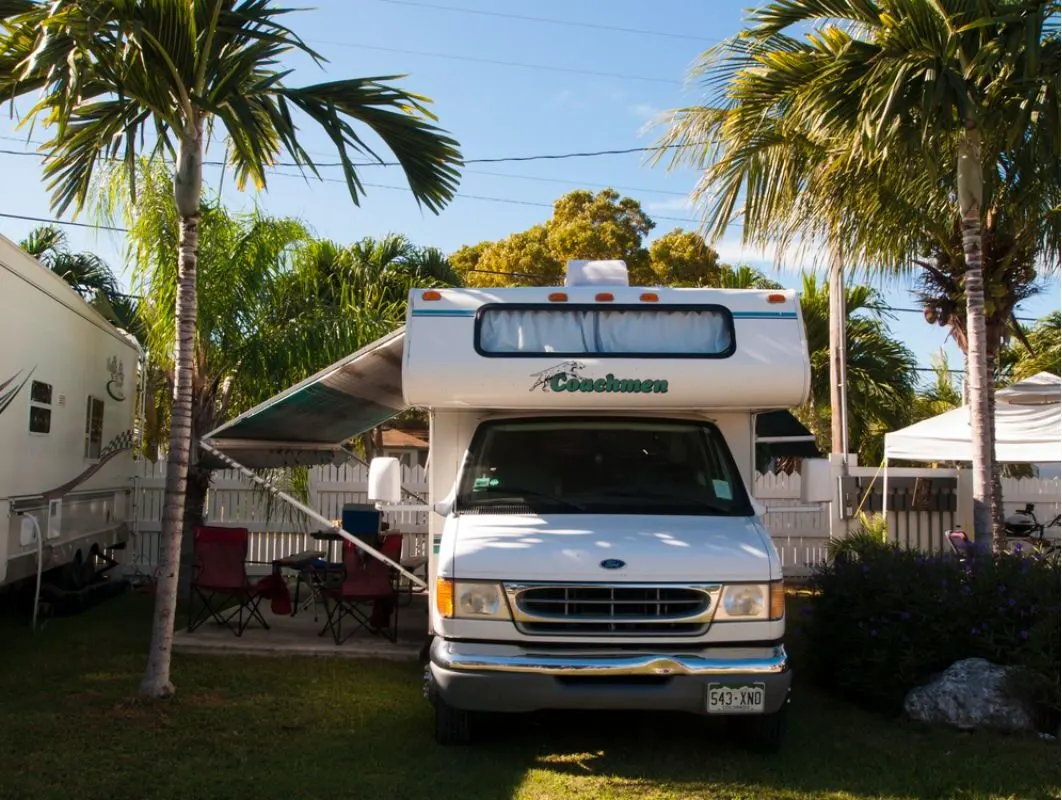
[202,260,830,751]
[0,232,141,595]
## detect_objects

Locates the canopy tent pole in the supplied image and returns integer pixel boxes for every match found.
[199,440,427,589]
[882,458,889,530]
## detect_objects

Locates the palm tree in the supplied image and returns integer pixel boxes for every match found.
[651,0,1059,549]
[796,273,918,465]
[281,233,463,458]
[998,311,1062,383]
[19,225,144,340]
[0,0,463,698]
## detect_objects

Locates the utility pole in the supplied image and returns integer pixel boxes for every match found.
[828,244,849,459]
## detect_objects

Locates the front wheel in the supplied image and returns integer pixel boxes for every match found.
[433,695,474,745]
[729,706,788,753]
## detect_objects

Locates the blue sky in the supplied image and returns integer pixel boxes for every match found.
[0,0,1058,381]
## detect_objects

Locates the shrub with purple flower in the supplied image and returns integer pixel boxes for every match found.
[802,536,1060,729]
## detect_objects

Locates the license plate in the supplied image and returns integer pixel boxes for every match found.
[706,683,766,714]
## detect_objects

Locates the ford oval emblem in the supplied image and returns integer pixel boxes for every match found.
[600,559,626,570]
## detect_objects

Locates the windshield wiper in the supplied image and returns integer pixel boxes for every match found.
[459,486,586,512]
[579,487,734,514]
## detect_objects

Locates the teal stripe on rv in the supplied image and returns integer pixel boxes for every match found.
[731,311,798,319]
[411,309,476,317]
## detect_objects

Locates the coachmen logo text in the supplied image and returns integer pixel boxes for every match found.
[529,361,669,395]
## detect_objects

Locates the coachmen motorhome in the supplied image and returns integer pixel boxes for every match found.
[201,259,831,751]
[0,232,142,601]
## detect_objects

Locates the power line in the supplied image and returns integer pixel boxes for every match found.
[371,0,713,43]
[0,211,126,233]
[267,168,714,226]
[314,40,680,85]
[0,141,691,169]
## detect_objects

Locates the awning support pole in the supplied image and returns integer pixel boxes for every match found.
[199,440,427,589]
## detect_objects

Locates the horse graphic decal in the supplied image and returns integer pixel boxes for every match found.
[529,360,586,392]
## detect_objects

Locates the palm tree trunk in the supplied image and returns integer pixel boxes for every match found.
[956,127,995,551]
[140,131,203,698]
[986,350,1004,533]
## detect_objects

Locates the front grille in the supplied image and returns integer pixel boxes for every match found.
[507,584,718,637]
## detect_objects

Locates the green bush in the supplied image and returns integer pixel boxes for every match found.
[801,536,1061,729]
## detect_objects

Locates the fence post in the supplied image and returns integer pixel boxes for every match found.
[956,467,973,533]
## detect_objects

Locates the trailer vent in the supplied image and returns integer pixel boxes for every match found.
[505,583,719,637]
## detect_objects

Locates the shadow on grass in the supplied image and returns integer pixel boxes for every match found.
[0,592,1057,800]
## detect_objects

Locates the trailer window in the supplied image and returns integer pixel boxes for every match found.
[28,380,52,434]
[84,396,105,459]
[476,305,734,358]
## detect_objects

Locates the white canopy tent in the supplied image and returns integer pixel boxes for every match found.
[884,372,1061,464]
[880,372,1061,526]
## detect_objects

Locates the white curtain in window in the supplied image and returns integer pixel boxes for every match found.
[479,309,594,353]
[479,308,731,355]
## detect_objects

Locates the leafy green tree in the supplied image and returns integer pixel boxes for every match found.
[651,0,1058,548]
[647,228,721,285]
[0,0,462,697]
[456,189,655,286]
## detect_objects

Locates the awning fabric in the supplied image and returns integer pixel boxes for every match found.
[202,327,407,469]
[755,410,822,459]
[884,372,1061,464]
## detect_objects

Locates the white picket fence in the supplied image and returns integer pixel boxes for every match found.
[122,461,1061,580]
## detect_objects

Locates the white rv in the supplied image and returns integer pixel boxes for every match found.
[0,232,141,595]
[203,259,828,751]
[368,260,827,750]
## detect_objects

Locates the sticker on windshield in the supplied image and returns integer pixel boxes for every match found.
[712,480,733,500]
[473,477,490,491]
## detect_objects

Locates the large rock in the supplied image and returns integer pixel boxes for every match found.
[904,658,1035,733]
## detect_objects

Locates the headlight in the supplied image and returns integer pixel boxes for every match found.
[716,581,785,621]
[436,579,511,620]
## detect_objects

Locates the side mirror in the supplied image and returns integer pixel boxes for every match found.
[368,457,402,505]
[751,498,767,518]
[800,458,833,504]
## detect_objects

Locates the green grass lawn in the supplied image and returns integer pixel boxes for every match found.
[0,590,1058,800]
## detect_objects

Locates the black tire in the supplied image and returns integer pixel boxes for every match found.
[433,695,474,746]
[731,706,788,753]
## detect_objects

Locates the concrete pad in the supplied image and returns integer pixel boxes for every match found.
[174,593,428,661]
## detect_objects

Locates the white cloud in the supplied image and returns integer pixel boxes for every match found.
[629,102,663,121]
[646,196,696,214]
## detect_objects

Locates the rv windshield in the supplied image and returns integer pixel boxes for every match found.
[454,417,753,516]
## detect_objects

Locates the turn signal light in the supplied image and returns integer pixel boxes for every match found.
[436,578,454,618]
[766,293,786,304]
[595,292,614,302]
[769,580,785,620]
[422,290,442,301]
[548,292,568,302]
[640,292,659,302]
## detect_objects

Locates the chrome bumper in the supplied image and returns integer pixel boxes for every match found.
[431,640,789,676]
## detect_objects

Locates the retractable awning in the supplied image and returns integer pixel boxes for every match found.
[202,327,408,469]
[755,410,822,460]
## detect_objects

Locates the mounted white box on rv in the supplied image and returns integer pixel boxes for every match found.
[564,259,630,287]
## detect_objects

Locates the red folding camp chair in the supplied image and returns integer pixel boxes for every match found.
[186,525,270,637]
[319,534,402,644]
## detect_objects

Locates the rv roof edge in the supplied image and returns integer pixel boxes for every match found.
[565,259,630,287]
